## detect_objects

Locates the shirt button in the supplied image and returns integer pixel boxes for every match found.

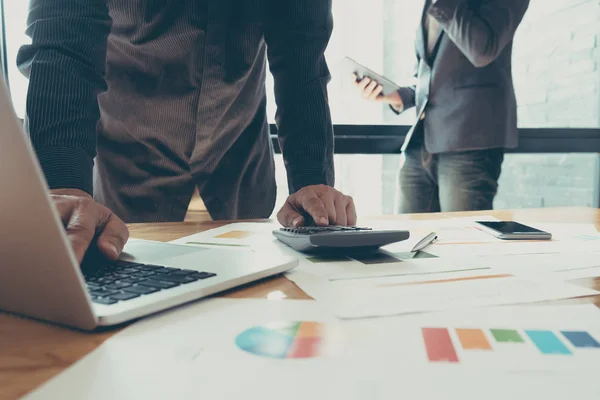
[420,112,426,120]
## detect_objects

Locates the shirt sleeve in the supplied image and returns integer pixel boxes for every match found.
[428,0,530,68]
[16,0,112,195]
[392,53,420,115]
[263,0,335,194]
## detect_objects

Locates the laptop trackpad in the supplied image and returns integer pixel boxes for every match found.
[119,239,208,265]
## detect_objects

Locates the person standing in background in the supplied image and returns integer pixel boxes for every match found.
[354,0,530,213]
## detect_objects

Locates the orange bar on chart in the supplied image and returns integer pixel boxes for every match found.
[456,329,492,350]
[215,230,254,239]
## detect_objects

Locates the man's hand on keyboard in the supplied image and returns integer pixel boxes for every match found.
[277,185,357,228]
[50,189,130,264]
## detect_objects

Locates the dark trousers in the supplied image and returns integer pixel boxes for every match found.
[398,141,504,213]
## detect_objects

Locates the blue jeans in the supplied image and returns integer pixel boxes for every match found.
[398,144,505,213]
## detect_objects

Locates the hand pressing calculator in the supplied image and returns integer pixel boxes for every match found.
[272,226,410,254]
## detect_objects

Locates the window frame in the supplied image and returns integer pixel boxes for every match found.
[269,125,600,154]
[0,0,9,89]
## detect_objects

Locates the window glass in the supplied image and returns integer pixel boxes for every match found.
[4,0,29,118]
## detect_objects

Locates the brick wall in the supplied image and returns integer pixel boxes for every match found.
[495,0,600,209]
[513,0,600,128]
[495,154,598,209]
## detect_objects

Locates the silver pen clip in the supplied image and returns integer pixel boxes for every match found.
[411,232,438,252]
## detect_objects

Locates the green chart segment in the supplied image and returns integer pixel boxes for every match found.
[235,321,323,359]
[490,329,524,343]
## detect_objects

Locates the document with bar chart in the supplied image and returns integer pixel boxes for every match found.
[421,326,598,365]
[370,303,600,376]
[23,299,600,400]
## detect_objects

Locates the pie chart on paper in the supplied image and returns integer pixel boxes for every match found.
[235,321,324,359]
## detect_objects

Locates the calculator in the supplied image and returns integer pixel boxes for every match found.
[272,226,410,254]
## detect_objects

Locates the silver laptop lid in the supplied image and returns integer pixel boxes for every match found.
[0,77,97,329]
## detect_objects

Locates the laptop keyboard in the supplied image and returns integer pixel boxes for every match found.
[82,260,217,305]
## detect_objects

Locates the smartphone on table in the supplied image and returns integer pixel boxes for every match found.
[475,221,552,240]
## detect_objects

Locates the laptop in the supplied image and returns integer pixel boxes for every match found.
[0,77,298,331]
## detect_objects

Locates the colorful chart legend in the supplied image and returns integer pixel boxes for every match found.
[422,327,600,363]
[235,321,323,359]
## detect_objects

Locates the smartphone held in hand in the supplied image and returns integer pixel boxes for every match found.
[342,57,400,95]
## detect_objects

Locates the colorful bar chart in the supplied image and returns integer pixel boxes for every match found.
[422,327,600,363]
[422,328,459,363]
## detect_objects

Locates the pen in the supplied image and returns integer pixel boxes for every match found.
[411,232,438,252]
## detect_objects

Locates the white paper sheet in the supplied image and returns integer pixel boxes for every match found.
[296,252,489,281]
[169,221,283,251]
[519,222,600,242]
[169,221,600,285]
[353,302,600,376]
[170,220,600,252]
[430,241,600,258]
[368,215,503,251]
[370,220,600,258]
[549,266,600,281]
[459,252,600,281]
[290,269,599,319]
[424,222,600,258]
[23,299,600,400]
[170,216,503,254]
[169,222,482,281]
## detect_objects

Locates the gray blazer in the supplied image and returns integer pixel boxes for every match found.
[397,0,530,153]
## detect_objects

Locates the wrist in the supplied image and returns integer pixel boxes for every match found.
[390,102,404,113]
[35,146,94,196]
[388,91,404,113]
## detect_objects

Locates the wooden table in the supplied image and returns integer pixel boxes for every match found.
[2,207,600,399]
